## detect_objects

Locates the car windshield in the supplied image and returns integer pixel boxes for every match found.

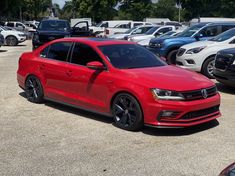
[39,20,69,31]
[99,44,166,69]
[145,26,160,35]
[209,28,235,42]
[159,31,176,37]
[124,27,137,34]
[177,23,207,37]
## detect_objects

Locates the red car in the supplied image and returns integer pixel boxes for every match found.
[17,38,221,131]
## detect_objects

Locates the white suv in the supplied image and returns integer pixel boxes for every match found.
[176,28,235,78]
[0,26,26,46]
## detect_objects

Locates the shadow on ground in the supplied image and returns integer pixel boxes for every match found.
[0,49,7,52]
[216,83,235,94]
[19,91,220,136]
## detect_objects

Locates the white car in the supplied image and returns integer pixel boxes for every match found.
[127,25,176,43]
[176,28,235,78]
[0,26,26,46]
[138,30,181,46]
[109,25,155,40]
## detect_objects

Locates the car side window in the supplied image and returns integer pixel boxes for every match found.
[157,27,172,35]
[71,43,103,66]
[7,22,14,27]
[222,25,235,32]
[40,46,50,58]
[199,26,219,37]
[47,42,72,62]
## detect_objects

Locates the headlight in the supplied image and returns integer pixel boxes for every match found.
[151,88,185,101]
[186,46,206,54]
[128,37,133,41]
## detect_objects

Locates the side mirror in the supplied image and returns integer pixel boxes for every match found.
[86,61,105,70]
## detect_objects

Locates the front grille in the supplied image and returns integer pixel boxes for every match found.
[39,35,65,43]
[177,48,186,57]
[181,86,217,101]
[215,54,234,71]
[181,105,219,120]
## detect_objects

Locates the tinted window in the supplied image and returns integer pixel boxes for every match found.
[178,23,207,37]
[145,26,160,35]
[71,43,103,66]
[156,27,172,35]
[222,25,235,32]
[39,20,70,31]
[40,46,50,58]
[210,28,235,42]
[199,26,220,37]
[7,22,14,27]
[133,23,143,27]
[99,44,166,69]
[47,42,72,61]
[16,23,24,27]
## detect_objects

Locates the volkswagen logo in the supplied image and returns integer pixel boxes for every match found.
[201,89,208,99]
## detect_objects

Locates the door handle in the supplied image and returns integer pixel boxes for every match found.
[66,70,72,77]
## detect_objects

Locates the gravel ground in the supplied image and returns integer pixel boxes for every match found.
[0,40,234,176]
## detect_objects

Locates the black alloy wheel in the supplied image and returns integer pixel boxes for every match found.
[112,93,143,131]
[25,76,44,103]
[6,36,18,46]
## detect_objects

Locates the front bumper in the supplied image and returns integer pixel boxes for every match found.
[144,94,221,127]
[214,67,235,87]
[176,55,202,72]
[18,36,27,43]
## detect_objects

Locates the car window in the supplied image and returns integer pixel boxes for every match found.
[156,27,172,36]
[71,43,103,66]
[7,22,14,27]
[100,22,108,28]
[16,23,24,27]
[209,28,235,42]
[47,42,72,62]
[199,26,220,37]
[39,20,70,31]
[40,46,50,58]
[99,44,166,69]
[133,23,143,27]
[222,25,235,32]
[145,26,160,35]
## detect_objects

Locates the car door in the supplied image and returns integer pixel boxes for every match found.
[38,41,73,102]
[65,42,111,112]
[71,21,91,37]
[196,25,220,41]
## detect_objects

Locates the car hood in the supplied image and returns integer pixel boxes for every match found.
[109,33,127,39]
[121,65,214,91]
[37,30,70,35]
[181,40,218,50]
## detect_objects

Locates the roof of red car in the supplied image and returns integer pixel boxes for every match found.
[55,37,136,46]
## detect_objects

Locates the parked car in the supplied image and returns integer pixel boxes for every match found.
[148,22,235,64]
[33,19,93,49]
[17,38,221,131]
[138,30,182,46]
[176,28,235,78]
[213,48,235,87]
[219,162,235,176]
[5,21,29,31]
[127,25,176,43]
[0,33,4,47]
[109,25,155,40]
[104,21,154,37]
[0,26,26,46]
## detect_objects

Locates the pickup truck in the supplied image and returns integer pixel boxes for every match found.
[148,22,235,64]
[33,19,93,49]
[103,21,153,37]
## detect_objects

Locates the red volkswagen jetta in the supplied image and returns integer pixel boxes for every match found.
[17,38,221,131]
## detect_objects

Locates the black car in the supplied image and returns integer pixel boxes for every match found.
[32,19,93,49]
[214,48,235,87]
[0,33,4,47]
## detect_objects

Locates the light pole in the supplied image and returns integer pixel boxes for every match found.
[178,0,181,22]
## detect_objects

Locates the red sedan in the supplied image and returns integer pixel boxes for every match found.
[17,38,221,131]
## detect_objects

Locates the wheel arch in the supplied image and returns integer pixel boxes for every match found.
[201,54,216,72]
[25,74,45,93]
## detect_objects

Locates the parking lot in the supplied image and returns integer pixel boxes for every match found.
[0,40,235,175]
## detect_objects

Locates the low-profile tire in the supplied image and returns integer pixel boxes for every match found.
[6,36,18,46]
[112,93,143,131]
[167,49,178,65]
[201,56,215,79]
[25,75,44,103]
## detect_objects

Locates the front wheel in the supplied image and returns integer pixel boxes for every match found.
[201,56,215,79]
[6,36,18,46]
[112,93,143,131]
[25,75,44,103]
[167,49,178,65]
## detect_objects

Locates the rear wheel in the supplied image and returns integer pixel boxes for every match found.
[25,75,44,103]
[112,93,143,131]
[201,56,215,79]
[167,49,178,65]
[6,36,18,46]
